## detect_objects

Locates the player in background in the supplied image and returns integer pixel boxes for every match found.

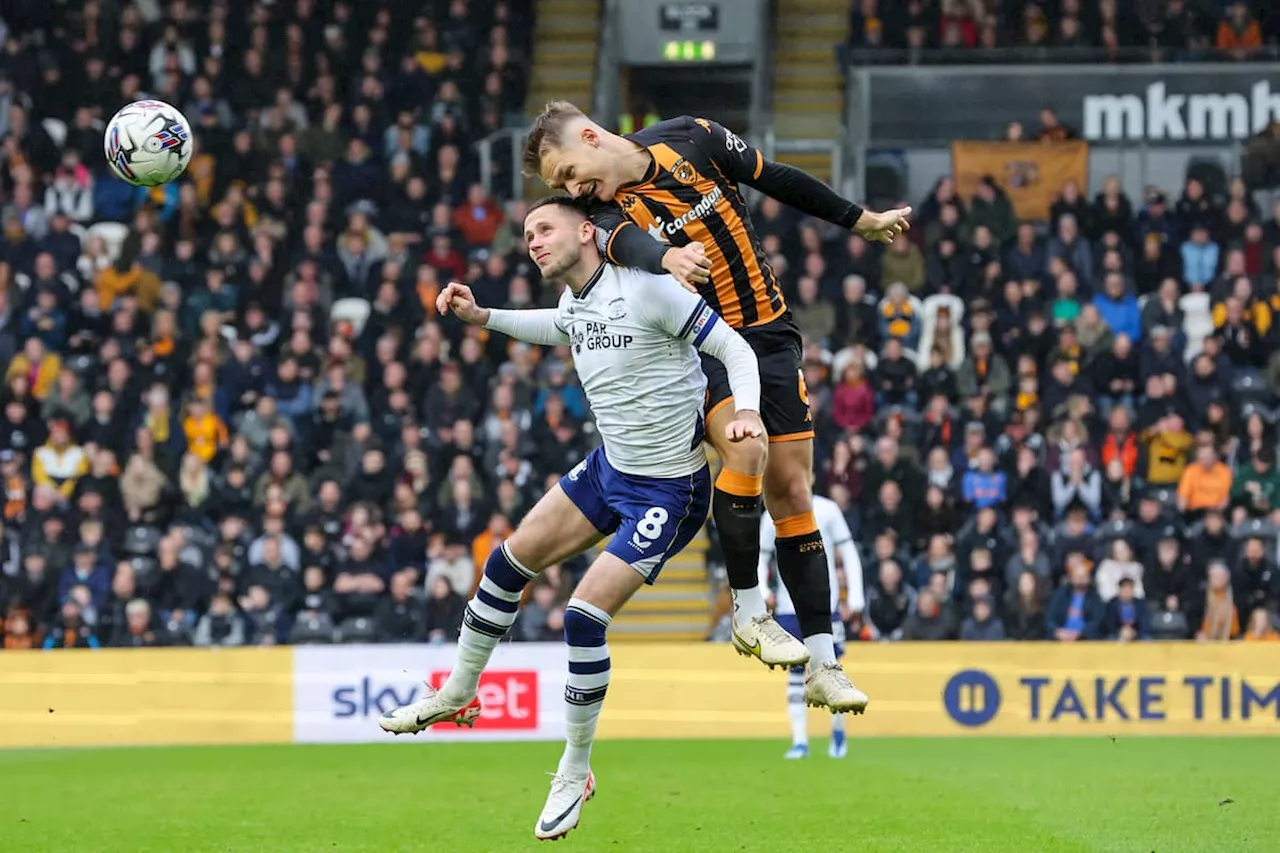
[379,197,764,841]
[523,102,906,712]
[759,484,865,759]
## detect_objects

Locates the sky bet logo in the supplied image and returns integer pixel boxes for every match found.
[944,669,1280,728]
[331,670,538,730]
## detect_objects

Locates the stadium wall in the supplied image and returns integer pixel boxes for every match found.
[2,644,1278,748]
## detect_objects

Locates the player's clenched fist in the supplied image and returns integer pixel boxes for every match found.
[724,409,765,442]
[661,241,712,291]
[437,282,490,326]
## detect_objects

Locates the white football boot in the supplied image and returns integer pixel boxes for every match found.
[377,682,483,735]
[730,614,810,670]
[804,662,869,714]
[534,770,596,841]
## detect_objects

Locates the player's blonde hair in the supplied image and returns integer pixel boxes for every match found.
[522,101,588,177]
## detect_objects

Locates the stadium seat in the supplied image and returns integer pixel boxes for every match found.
[917,293,965,370]
[1231,372,1273,407]
[41,117,67,149]
[336,616,377,643]
[129,556,159,585]
[290,614,337,645]
[330,298,372,339]
[1240,402,1279,424]
[1231,517,1279,542]
[1150,487,1178,512]
[1093,519,1132,543]
[181,525,218,551]
[123,525,161,557]
[831,344,875,380]
[1178,292,1213,358]
[86,221,130,261]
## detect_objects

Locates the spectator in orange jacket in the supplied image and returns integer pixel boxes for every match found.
[453,185,505,247]
[183,396,229,464]
[1216,2,1262,58]
[1177,433,1233,515]
[471,511,512,590]
[95,256,162,313]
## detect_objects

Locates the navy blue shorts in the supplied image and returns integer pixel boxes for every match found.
[559,447,711,584]
[776,613,846,658]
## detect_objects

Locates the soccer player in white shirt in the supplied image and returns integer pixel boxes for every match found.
[379,196,765,841]
[760,489,865,759]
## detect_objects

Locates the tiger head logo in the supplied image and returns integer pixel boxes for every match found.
[671,159,697,186]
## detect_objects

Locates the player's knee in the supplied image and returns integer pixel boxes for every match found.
[719,432,767,475]
[766,474,814,519]
[563,601,610,647]
[503,528,551,574]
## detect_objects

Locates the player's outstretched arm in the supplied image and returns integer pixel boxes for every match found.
[688,116,911,244]
[438,281,570,347]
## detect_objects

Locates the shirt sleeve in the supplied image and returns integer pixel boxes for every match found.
[483,308,571,347]
[687,116,865,229]
[686,115,764,183]
[585,199,668,274]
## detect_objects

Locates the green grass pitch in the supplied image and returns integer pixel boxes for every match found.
[4,738,1276,852]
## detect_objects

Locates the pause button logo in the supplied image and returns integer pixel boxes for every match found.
[943,669,1002,728]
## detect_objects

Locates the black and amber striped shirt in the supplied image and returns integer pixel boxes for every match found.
[588,117,787,330]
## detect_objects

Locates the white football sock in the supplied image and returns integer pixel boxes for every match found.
[787,667,808,746]
[804,633,837,667]
[731,585,768,626]
[558,598,613,779]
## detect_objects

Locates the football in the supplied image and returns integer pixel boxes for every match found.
[103,100,194,187]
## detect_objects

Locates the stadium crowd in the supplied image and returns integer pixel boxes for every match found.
[846,0,1280,61]
[1,0,1279,652]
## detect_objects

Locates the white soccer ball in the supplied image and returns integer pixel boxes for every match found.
[103,100,194,187]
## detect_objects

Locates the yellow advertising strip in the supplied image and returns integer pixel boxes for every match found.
[603,643,1280,739]
[0,648,293,748]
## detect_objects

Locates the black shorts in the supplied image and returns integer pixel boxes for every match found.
[701,313,813,443]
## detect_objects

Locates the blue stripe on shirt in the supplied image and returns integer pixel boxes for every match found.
[692,313,718,346]
[677,299,708,339]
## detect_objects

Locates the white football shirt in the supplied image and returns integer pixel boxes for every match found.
[759,495,865,614]
[486,263,760,479]
[557,264,718,478]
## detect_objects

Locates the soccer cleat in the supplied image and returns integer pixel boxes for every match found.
[828,728,848,759]
[731,614,810,670]
[804,663,869,714]
[535,770,595,841]
[377,683,483,735]
[784,743,810,760]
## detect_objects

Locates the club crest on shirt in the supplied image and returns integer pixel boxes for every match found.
[671,158,697,186]
[607,298,628,320]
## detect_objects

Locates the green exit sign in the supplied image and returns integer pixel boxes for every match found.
[662,40,716,61]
